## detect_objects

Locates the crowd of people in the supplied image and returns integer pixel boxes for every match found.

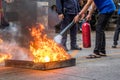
[54,0,120,59]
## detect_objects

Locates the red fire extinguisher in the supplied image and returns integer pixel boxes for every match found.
[82,22,91,48]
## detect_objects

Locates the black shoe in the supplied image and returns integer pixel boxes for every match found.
[71,45,82,50]
[112,45,117,48]
[64,48,69,51]
[0,18,9,29]
[99,52,107,57]
[100,50,106,54]
[62,46,69,51]
[0,25,9,29]
[1,17,9,27]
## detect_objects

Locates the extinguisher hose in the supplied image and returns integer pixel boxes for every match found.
[59,21,74,36]
[59,19,86,36]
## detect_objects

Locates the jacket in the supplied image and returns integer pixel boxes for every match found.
[56,0,80,15]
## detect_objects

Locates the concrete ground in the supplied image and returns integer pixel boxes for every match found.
[0,31,120,80]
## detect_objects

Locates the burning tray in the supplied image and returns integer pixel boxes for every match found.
[5,58,76,70]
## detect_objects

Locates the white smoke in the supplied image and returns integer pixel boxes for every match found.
[0,42,31,60]
[0,22,32,63]
[48,8,60,28]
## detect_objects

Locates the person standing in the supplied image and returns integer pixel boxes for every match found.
[51,5,57,12]
[0,0,13,29]
[56,0,82,51]
[112,3,120,48]
[74,0,116,58]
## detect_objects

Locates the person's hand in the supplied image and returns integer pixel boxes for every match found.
[80,13,85,21]
[58,14,64,21]
[86,14,92,21]
[74,14,80,23]
[74,13,85,23]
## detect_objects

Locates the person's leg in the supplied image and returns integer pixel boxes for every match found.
[69,15,77,47]
[94,13,113,54]
[112,15,120,47]
[60,14,71,50]
[94,14,104,54]
[69,14,82,50]
[1,0,9,28]
[99,13,113,54]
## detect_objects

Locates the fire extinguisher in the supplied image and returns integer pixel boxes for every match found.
[81,21,91,48]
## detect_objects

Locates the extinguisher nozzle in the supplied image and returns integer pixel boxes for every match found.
[54,21,74,44]
[54,34,62,44]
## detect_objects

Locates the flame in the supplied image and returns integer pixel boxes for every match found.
[29,24,71,63]
[0,53,12,63]
[0,39,3,44]
[0,38,12,63]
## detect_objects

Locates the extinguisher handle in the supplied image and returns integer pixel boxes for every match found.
[79,19,86,23]
[78,19,86,29]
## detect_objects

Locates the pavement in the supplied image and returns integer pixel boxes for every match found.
[0,31,120,80]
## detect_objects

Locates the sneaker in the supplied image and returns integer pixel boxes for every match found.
[71,45,82,50]
[112,45,117,48]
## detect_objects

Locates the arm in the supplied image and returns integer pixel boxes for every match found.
[56,0,64,20]
[56,0,63,14]
[86,2,96,21]
[74,0,93,23]
[78,0,93,15]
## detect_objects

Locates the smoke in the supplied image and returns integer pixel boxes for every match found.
[1,22,21,42]
[0,23,33,63]
[0,1,62,64]
[41,8,61,39]
[48,9,62,43]
[48,9,60,28]
[0,42,31,60]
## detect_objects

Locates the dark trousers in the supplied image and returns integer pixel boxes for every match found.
[113,15,120,45]
[60,14,78,49]
[94,13,113,54]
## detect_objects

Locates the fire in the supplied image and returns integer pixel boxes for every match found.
[29,24,71,63]
[0,38,3,43]
[0,38,12,63]
[0,53,12,63]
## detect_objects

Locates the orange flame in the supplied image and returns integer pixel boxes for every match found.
[29,24,71,63]
[0,39,12,63]
[0,38,3,44]
[0,53,12,63]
